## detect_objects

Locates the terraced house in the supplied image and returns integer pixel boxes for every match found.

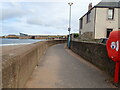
[79,0,120,39]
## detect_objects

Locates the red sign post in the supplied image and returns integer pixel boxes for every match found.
[106,30,120,85]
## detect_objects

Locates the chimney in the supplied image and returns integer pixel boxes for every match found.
[88,3,92,11]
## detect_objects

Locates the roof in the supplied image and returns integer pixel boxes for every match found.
[79,1,120,19]
[95,1,120,8]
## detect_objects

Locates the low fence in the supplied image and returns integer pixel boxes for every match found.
[2,40,66,88]
[70,41,115,77]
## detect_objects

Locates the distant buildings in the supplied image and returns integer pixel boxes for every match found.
[20,33,28,37]
[19,33,67,39]
[19,33,32,39]
[2,33,67,40]
[34,35,66,40]
[79,0,120,40]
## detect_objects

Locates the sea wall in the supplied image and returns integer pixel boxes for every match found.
[2,40,66,88]
[70,41,115,77]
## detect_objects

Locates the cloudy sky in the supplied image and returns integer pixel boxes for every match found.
[0,0,102,36]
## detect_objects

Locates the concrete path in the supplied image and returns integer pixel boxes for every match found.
[24,44,115,88]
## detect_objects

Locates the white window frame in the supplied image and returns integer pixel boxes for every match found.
[108,8,114,20]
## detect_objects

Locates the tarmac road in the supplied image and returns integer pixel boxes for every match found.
[24,44,115,88]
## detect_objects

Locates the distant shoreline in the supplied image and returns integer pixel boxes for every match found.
[0,43,31,46]
[0,39,45,46]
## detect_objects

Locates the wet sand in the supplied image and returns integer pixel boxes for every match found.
[2,45,28,54]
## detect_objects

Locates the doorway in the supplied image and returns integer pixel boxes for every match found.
[106,29,113,38]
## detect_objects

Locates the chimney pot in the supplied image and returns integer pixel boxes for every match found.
[88,3,92,11]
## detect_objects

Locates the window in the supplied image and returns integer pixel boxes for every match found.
[106,29,113,38]
[108,8,114,20]
[80,18,83,29]
[86,12,91,23]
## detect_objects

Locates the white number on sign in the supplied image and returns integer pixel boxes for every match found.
[111,41,119,51]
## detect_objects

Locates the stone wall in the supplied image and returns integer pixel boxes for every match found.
[70,41,115,77]
[80,32,94,40]
[2,40,66,88]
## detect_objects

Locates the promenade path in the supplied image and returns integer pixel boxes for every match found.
[24,44,115,88]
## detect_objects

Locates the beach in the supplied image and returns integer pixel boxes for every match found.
[2,45,27,55]
[1,39,45,55]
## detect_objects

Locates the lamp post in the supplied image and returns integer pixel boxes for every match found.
[68,2,73,49]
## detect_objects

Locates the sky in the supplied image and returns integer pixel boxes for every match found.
[0,0,102,36]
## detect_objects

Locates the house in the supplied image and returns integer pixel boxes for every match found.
[79,0,120,40]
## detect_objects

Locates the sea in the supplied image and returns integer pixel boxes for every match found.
[0,38,46,46]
